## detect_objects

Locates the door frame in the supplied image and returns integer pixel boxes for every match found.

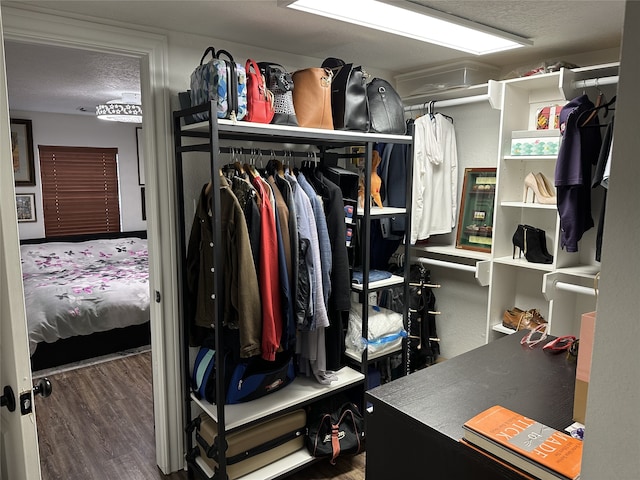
[1,6,183,474]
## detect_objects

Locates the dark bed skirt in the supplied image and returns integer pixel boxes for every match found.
[30,321,152,372]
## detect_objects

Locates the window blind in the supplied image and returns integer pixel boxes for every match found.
[39,146,121,237]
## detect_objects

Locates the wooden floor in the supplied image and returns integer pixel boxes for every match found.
[35,351,365,479]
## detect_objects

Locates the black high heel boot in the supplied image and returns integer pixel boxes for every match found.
[512,224,525,259]
[523,226,553,264]
[525,225,553,263]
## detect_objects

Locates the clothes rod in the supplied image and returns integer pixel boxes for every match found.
[404,93,490,113]
[554,281,597,296]
[413,256,477,273]
[218,146,317,158]
[572,75,619,89]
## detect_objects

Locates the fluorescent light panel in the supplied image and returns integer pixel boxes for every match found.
[284,0,531,55]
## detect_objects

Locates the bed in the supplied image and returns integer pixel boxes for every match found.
[20,232,151,370]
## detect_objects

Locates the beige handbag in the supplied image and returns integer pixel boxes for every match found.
[292,67,334,129]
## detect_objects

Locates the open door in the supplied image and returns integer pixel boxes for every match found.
[0,8,42,480]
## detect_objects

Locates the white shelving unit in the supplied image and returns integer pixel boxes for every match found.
[403,63,615,353]
[486,64,617,340]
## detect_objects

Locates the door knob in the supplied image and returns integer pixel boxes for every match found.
[33,378,52,398]
[1,385,16,412]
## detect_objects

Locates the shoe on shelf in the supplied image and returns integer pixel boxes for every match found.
[502,307,547,331]
[512,224,553,263]
[523,172,556,204]
[535,172,556,198]
[512,224,525,259]
[523,224,553,264]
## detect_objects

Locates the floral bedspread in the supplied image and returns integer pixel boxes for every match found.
[21,237,150,355]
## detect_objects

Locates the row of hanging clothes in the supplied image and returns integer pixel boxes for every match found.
[555,86,616,262]
[185,148,352,385]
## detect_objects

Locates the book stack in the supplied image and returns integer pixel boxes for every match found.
[462,405,583,480]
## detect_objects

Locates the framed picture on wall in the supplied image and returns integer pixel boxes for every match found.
[136,126,145,185]
[141,187,146,221]
[16,193,36,222]
[11,118,36,186]
[456,167,497,253]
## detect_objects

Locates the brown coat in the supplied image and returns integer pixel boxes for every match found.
[186,178,262,358]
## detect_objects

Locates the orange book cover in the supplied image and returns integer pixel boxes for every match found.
[459,438,537,480]
[463,405,582,480]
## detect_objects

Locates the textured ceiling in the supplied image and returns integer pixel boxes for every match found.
[2,0,626,116]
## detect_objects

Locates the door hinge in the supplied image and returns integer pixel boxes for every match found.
[155,290,161,303]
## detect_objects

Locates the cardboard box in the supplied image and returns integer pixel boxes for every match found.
[573,311,596,424]
[510,129,561,156]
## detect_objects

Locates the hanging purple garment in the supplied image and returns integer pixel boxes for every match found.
[555,94,602,252]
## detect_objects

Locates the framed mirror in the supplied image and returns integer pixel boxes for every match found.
[456,167,497,253]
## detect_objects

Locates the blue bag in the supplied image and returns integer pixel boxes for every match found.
[190,46,247,122]
[192,348,295,405]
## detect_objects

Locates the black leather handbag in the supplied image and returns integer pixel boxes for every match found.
[367,77,406,135]
[258,62,299,126]
[306,395,365,464]
[321,57,369,131]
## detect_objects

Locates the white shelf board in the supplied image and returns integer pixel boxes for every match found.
[504,155,557,161]
[493,256,554,272]
[501,201,558,210]
[351,274,404,291]
[194,448,315,480]
[182,118,413,144]
[554,264,601,279]
[191,366,364,430]
[492,324,516,335]
[356,206,406,216]
[412,243,490,261]
[344,344,403,363]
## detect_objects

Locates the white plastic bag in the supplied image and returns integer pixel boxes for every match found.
[346,302,406,358]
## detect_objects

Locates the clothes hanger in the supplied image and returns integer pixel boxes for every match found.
[431,99,454,123]
[265,149,283,177]
[579,79,606,127]
[578,94,616,128]
[232,147,245,176]
[244,148,259,179]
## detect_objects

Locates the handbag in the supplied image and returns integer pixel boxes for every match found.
[321,57,369,131]
[292,67,334,129]
[190,46,247,122]
[258,62,299,126]
[306,395,365,464]
[367,77,406,135]
[245,59,275,124]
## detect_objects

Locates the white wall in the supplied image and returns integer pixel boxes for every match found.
[412,100,501,359]
[581,2,640,479]
[12,110,146,239]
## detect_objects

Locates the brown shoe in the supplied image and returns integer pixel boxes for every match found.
[503,308,546,331]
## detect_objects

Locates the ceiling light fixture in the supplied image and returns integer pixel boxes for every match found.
[96,93,142,123]
[281,0,532,55]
